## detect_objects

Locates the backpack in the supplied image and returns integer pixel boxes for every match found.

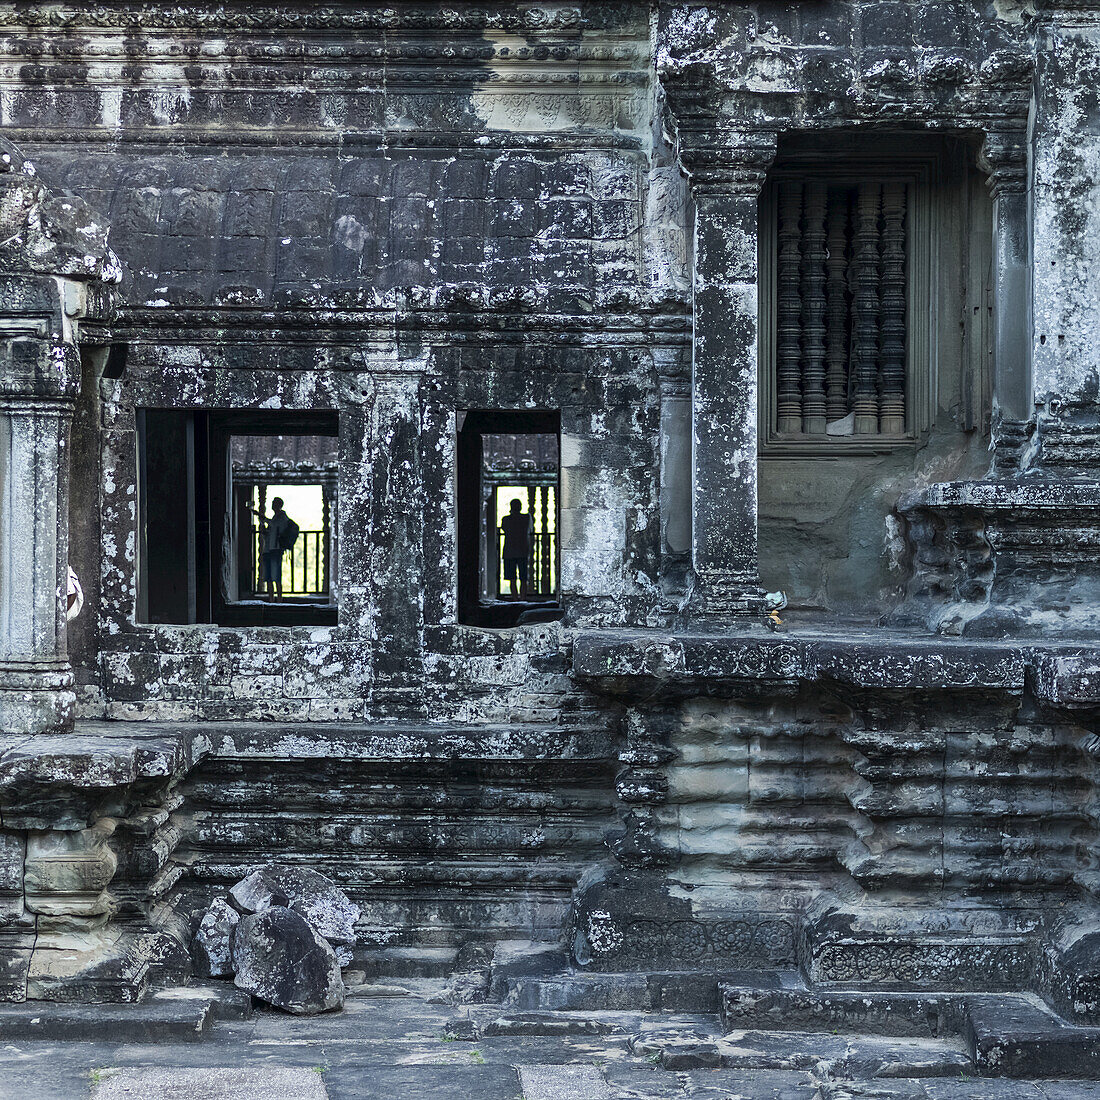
[278,517,300,552]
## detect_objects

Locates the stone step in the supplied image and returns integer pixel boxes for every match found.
[355,946,459,980]
[632,1023,973,1076]
[0,996,213,1043]
[471,1008,642,1037]
[718,975,1100,1078]
[507,970,727,1014]
[721,973,976,1037]
[148,983,253,1022]
[0,982,252,1043]
[966,996,1100,1078]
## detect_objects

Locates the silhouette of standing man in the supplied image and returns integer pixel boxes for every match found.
[500,497,531,601]
[254,496,294,601]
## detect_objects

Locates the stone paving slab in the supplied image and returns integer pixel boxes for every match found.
[519,1063,614,1099]
[89,1066,327,1099]
[323,1064,522,1100]
[3,994,1100,1100]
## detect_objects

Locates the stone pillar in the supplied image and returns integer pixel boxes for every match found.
[679,131,777,620]
[656,347,691,593]
[0,277,82,734]
[979,130,1032,430]
[365,370,426,718]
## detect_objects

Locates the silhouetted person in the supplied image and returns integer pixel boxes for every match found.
[500,497,532,601]
[253,496,294,601]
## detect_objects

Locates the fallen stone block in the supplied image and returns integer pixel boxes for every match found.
[191,898,239,979]
[232,906,344,1015]
[229,864,359,964]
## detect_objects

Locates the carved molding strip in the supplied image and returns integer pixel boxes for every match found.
[0,4,639,33]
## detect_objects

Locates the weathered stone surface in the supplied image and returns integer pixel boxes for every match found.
[229,864,359,964]
[90,1067,326,1100]
[517,1064,614,1100]
[232,907,344,1015]
[1,0,1100,1044]
[191,898,239,979]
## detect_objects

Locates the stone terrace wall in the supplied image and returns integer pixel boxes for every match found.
[573,634,1100,1014]
[0,2,694,723]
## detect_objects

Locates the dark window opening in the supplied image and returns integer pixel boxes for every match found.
[103,342,128,380]
[774,178,909,436]
[457,410,561,628]
[137,409,338,627]
[759,136,940,453]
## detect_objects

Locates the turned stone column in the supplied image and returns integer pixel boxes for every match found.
[979,130,1031,430]
[0,276,83,734]
[680,131,777,620]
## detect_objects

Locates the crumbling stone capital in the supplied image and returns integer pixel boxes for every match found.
[677,129,778,199]
[979,128,1029,198]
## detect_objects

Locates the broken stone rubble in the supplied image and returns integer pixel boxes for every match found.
[191,864,358,1014]
[231,907,344,1016]
[190,899,238,980]
[228,864,359,967]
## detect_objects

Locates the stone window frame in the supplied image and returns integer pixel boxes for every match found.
[134,407,340,628]
[757,148,938,457]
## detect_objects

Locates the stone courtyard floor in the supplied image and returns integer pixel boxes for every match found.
[5,988,1100,1100]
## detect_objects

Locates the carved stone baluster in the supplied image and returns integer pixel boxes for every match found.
[776,181,803,434]
[878,182,907,434]
[851,183,882,435]
[800,182,828,434]
[825,187,850,423]
[540,483,550,596]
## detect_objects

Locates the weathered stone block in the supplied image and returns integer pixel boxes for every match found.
[232,907,344,1015]
[24,822,118,917]
[191,898,240,979]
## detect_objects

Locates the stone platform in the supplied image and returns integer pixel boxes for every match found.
[2,982,1100,1100]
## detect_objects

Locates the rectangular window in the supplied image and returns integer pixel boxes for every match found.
[759,147,934,453]
[230,436,336,603]
[456,410,561,628]
[136,410,338,626]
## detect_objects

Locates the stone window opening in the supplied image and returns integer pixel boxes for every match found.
[229,436,337,608]
[136,409,338,627]
[758,139,939,454]
[456,409,562,629]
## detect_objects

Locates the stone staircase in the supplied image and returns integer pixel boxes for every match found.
[170,722,617,960]
[479,960,1100,1079]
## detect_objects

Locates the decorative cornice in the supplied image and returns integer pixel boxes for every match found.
[658,31,1034,133]
[0,137,120,286]
[1029,0,1100,22]
[110,302,692,344]
[0,3,640,34]
[676,130,777,197]
[15,127,648,152]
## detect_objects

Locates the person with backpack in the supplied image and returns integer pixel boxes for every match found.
[252,496,299,601]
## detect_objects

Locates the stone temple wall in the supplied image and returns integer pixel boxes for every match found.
[3,0,1100,1019]
[0,1,688,724]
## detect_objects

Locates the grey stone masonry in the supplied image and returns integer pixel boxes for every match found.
[0,138,117,735]
[676,129,777,620]
[4,7,1100,1073]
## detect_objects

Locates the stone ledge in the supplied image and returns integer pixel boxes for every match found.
[572,629,1100,704]
[0,982,250,1041]
[0,728,200,831]
[182,720,615,761]
[900,477,1100,514]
